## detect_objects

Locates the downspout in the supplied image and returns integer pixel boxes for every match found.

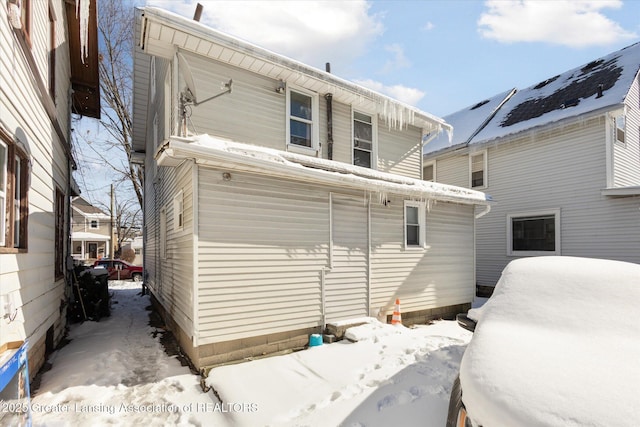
[325,93,333,160]
[321,192,335,330]
[367,195,371,316]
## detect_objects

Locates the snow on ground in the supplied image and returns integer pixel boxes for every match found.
[31,281,474,426]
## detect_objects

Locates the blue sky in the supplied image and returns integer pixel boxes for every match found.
[146,0,640,117]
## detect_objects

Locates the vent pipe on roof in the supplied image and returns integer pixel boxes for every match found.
[326,63,331,73]
[596,84,603,98]
[193,3,203,22]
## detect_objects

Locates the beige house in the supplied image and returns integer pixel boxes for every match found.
[424,42,640,290]
[133,7,490,369]
[0,0,99,377]
[71,196,112,264]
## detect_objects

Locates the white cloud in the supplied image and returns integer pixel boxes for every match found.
[146,0,384,68]
[422,21,435,31]
[382,44,411,73]
[478,0,637,47]
[353,79,425,106]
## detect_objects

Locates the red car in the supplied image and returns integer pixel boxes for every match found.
[93,259,143,281]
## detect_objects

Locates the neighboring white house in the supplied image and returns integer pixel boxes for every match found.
[132,7,490,369]
[424,42,640,290]
[71,196,112,263]
[0,0,100,377]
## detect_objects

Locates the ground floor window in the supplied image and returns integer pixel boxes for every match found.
[507,209,560,256]
[404,200,426,249]
[0,130,30,252]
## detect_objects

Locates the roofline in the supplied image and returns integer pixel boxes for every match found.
[424,102,626,159]
[136,7,451,132]
[156,135,490,206]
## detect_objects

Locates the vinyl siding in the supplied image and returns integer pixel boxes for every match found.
[0,0,72,367]
[196,169,329,344]
[377,123,423,178]
[614,76,640,186]
[370,199,475,315]
[469,117,640,286]
[176,51,425,179]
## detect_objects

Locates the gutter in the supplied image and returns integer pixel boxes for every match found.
[155,136,491,207]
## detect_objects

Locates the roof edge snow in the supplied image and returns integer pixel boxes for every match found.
[156,135,491,206]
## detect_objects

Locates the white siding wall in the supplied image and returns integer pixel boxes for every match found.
[177,51,425,178]
[194,166,477,344]
[614,75,640,186]
[0,0,72,364]
[196,169,328,344]
[433,117,640,286]
[370,199,475,316]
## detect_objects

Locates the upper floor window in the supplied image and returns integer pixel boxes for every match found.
[507,209,561,256]
[404,201,426,249]
[89,219,99,229]
[423,161,436,182]
[353,111,375,169]
[287,88,318,152]
[614,114,625,144]
[470,151,487,189]
[0,131,29,252]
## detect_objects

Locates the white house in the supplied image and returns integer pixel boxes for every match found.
[71,196,112,263]
[0,0,100,377]
[132,7,490,368]
[424,42,640,291]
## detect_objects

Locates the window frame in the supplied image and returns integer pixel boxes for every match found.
[88,219,99,229]
[507,209,561,257]
[352,109,377,169]
[173,190,184,231]
[469,150,487,189]
[404,200,426,250]
[0,130,30,253]
[614,114,626,145]
[286,86,319,154]
[423,160,436,182]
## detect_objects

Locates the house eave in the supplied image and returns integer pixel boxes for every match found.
[134,7,450,138]
[156,135,491,206]
[601,186,640,197]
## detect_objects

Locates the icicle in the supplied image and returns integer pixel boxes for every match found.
[76,0,91,64]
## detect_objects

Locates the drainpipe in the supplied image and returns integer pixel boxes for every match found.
[474,204,491,219]
[325,93,333,160]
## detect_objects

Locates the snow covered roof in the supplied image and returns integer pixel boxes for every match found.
[425,41,640,155]
[133,7,451,152]
[424,89,515,155]
[72,196,109,217]
[156,135,491,206]
[71,231,110,241]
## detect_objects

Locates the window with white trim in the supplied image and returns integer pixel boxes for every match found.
[423,161,436,182]
[507,210,560,256]
[287,87,318,152]
[353,111,375,168]
[404,201,426,248]
[174,190,184,231]
[470,151,487,188]
[89,219,99,229]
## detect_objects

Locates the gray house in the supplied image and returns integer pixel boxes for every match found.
[132,7,490,369]
[424,42,640,290]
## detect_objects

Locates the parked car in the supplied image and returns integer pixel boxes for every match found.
[447,256,640,427]
[93,259,144,282]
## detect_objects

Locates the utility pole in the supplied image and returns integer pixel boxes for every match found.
[110,184,115,258]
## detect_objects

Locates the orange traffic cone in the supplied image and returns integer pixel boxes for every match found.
[391,298,402,325]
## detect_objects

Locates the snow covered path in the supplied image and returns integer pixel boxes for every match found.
[31,281,472,426]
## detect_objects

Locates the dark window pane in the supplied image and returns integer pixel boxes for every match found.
[512,216,555,251]
[354,120,372,142]
[406,225,419,246]
[354,149,371,168]
[472,170,484,187]
[290,121,311,147]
